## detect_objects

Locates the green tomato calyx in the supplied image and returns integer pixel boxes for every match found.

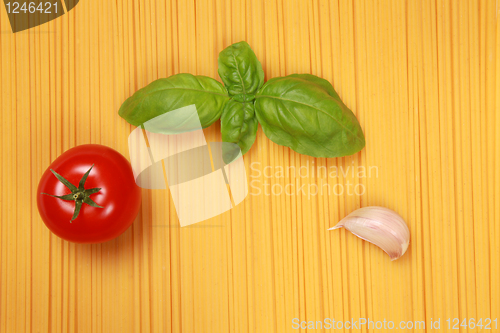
[41,164,103,223]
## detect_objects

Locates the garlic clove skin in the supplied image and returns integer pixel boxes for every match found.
[328,206,410,261]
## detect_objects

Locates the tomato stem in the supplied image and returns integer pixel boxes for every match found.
[41,164,103,222]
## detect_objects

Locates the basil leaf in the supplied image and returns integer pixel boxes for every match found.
[232,93,255,103]
[218,41,265,97]
[286,73,342,101]
[254,74,365,158]
[118,73,230,128]
[221,99,258,155]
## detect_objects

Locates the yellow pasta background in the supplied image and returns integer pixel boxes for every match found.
[1,0,499,332]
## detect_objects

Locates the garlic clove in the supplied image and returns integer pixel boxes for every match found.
[328,206,410,261]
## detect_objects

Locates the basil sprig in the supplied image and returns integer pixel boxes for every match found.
[118,41,365,158]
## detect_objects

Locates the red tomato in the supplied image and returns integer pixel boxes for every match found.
[37,144,141,243]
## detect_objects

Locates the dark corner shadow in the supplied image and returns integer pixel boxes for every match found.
[4,0,81,33]
[64,0,80,11]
